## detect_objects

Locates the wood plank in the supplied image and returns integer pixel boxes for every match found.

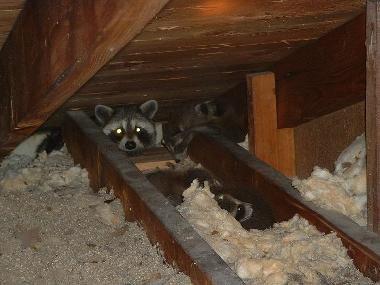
[69,0,364,111]
[247,72,295,177]
[188,132,380,281]
[273,13,366,128]
[63,110,244,285]
[366,1,380,233]
[0,0,170,154]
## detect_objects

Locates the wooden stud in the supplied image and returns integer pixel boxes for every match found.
[247,72,296,177]
[366,0,380,233]
[63,111,244,285]
[0,0,170,155]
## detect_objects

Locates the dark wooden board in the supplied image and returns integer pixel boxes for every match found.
[273,13,366,128]
[63,111,244,285]
[68,0,365,110]
[0,0,170,155]
[366,1,380,233]
[188,133,380,281]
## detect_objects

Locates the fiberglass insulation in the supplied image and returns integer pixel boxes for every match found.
[292,134,367,226]
[178,180,374,285]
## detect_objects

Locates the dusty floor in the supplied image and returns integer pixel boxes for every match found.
[0,148,191,285]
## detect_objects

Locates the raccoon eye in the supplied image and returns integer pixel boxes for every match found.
[136,127,141,133]
[112,128,125,137]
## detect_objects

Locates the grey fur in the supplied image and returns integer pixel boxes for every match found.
[163,95,247,161]
[139,100,158,119]
[94,101,160,155]
[94,105,114,126]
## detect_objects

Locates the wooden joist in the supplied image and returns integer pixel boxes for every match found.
[366,1,380,233]
[0,0,170,155]
[188,133,380,281]
[63,111,244,285]
[272,13,366,128]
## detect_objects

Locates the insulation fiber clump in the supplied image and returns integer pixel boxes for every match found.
[293,134,367,225]
[178,180,374,285]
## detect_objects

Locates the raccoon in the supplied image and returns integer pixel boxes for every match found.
[145,166,274,230]
[94,100,163,156]
[163,125,219,161]
[11,128,64,158]
[163,92,247,161]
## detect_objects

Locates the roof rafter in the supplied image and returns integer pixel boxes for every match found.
[0,0,170,156]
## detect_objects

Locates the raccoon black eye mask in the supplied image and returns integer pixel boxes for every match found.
[109,127,125,142]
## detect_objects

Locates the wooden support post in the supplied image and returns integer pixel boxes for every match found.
[247,72,296,177]
[272,13,366,128]
[0,0,170,155]
[366,1,380,233]
[63,111,244,285]
[188,133,380,281]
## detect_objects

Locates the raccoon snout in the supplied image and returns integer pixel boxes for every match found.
[125,141,137,150]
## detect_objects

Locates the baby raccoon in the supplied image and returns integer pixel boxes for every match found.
[11,128,64,158]
[145,166,274,230]
[94,100,163,156]
[163,93,247,161]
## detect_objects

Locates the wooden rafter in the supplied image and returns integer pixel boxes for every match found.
[0,0,170,155]
[272,13,366,128]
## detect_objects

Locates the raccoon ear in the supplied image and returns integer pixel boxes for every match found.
[95,105,114,125]
[139,100,158,119]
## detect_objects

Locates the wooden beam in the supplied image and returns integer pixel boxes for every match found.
[63,111,244,285]
[272,13,366,128]
[247,72,295,177]
[188,133,380,281]
[0,0,170,154]
[366,1,380,233]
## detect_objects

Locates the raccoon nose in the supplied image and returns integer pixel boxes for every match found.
[125,141,136,150]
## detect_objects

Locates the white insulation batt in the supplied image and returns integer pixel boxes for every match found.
[0,147,191,284]
[178,180,375,285]
[293,134,367,226]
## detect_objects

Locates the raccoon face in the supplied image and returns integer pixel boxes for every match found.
[162,131,193,162]
[214,193,253,223]
[178,100,224,131]
[95,100,159,155]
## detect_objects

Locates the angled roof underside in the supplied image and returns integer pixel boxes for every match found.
[66,0,365,109]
